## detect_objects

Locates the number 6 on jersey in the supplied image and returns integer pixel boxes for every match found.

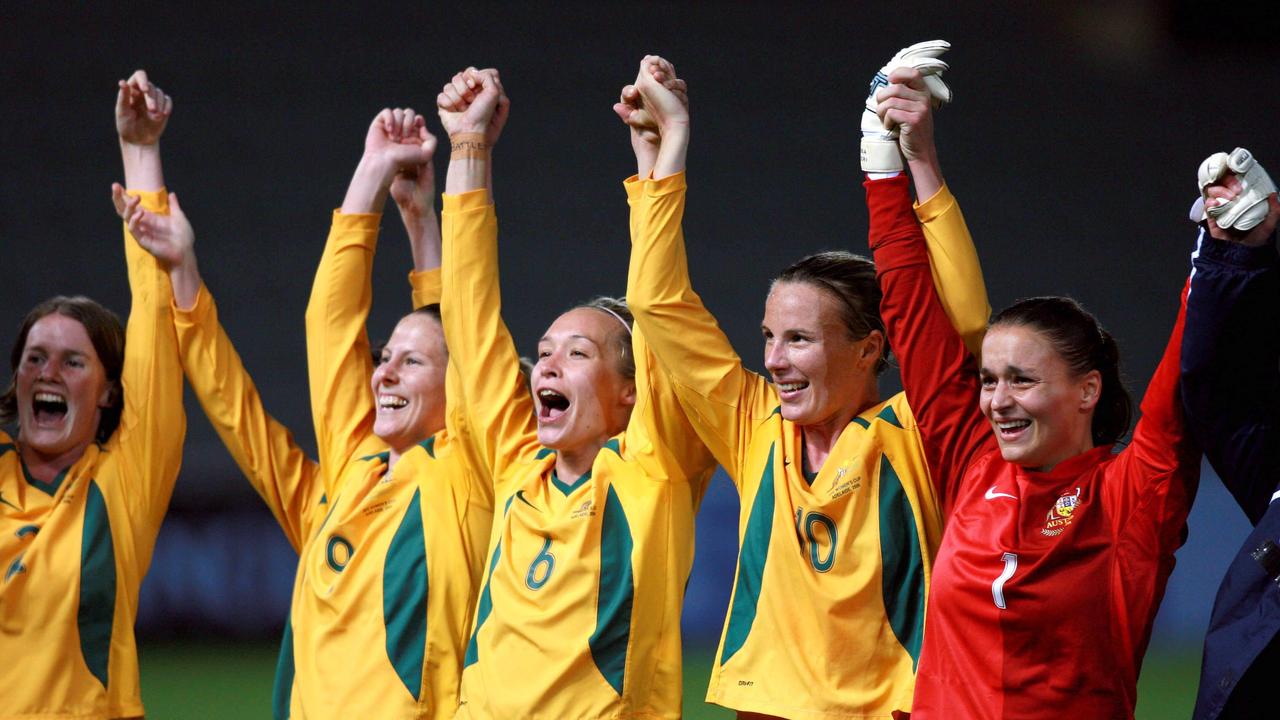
[526,536,556,590]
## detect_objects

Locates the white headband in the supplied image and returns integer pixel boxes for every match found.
[591,305,633,336]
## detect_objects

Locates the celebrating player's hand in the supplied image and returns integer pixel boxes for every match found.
[111,183,194,272]
[614,84,660,148]
[632,56,689,135]
[363,108,436,172]
[116,70,171,146]
[437,67,509,145]
[614,56,687,176]
[1203,175,1280,247]
[875,67,936,167]
[390,131,439,220]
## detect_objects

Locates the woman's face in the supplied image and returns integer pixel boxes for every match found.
[370,313,448,452]
[761,281,879,428]
[532,308,635,456]
[979,324,1100,472]
[16,313,112,462]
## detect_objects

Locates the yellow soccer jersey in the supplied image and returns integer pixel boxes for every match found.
[627,173,987,719]
[255,211,493,719]
[0,189,185,719]
[171,254,445,552]
[440,190,716,719]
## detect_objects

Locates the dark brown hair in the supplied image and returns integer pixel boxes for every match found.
[1,296,125,443]
[991,296,1132,446]
[773,250,888,373]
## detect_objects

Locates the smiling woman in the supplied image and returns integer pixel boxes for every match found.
[871,67,1199,719]
[981,297,1132,471]
[2,298,124,458]
[437,66,717,718]
[620,53,992,719]
[0,71,186,719]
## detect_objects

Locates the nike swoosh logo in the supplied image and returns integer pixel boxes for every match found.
[515,490,539,511]
[985,486,1016,501]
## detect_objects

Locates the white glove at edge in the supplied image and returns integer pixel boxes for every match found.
[1195,147,1277,231]
[860,40,952,173]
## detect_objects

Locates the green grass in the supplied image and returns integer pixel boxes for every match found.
[140,641,279,718]
[1136,645,1203,719]
[138,642,1199,718]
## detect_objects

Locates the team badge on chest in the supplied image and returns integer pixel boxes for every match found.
[827,460,861,500]
[1041,487,1082,537]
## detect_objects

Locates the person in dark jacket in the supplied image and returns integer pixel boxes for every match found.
[1186,148,1280,720]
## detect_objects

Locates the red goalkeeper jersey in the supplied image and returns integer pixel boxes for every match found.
[867,175,1199,719]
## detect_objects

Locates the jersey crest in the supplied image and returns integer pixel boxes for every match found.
[1041,487,1082,537]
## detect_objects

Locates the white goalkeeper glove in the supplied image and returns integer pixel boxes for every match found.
[860,40,953,173]
[1191,147,1277,231]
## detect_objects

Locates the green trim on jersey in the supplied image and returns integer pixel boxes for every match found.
[551,469,591,496]
[78,480,115,688]
[5,554,25,581]
[852,404,903,431]
[418,436,437,459]
[589,484,635,694]
[272,616,295,720]
[22,461,68,497]
[547,439,623,497]
[877,454,925,668]
[721,444,776,665]
[466,495,514,667]
[383,488,428,700]
[876,404,904,429]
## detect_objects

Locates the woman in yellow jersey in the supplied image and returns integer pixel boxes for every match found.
[620,55,989,719]
[123,107,493,719]
[435,67,716,719]
[295,105,493,720]
[0,70,184,719]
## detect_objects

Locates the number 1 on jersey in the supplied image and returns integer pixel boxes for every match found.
[992,552,1017,609]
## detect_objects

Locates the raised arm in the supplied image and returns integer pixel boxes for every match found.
[118,195,325,550]
[866,48,990,356]
[437,68,536,482]
[1182,157,1280,522]
[390,131,443,286]
[622,57,776,483]
[603,58,715,482]
[868,67,993,512]
[305,109,434,495]
[111,70,186,530]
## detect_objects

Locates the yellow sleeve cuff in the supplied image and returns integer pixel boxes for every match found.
[442,189,491,213]
[171,282,213,327]
[410,268,442,309]
[331,209,381,229]
[127,188,169,213]
[914,183,956,224]
[623,175,643,204]
[645,171,687,197]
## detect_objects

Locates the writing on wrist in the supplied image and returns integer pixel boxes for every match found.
[450,132,489,160]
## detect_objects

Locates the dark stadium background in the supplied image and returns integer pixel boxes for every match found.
[5,2,1279,716]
